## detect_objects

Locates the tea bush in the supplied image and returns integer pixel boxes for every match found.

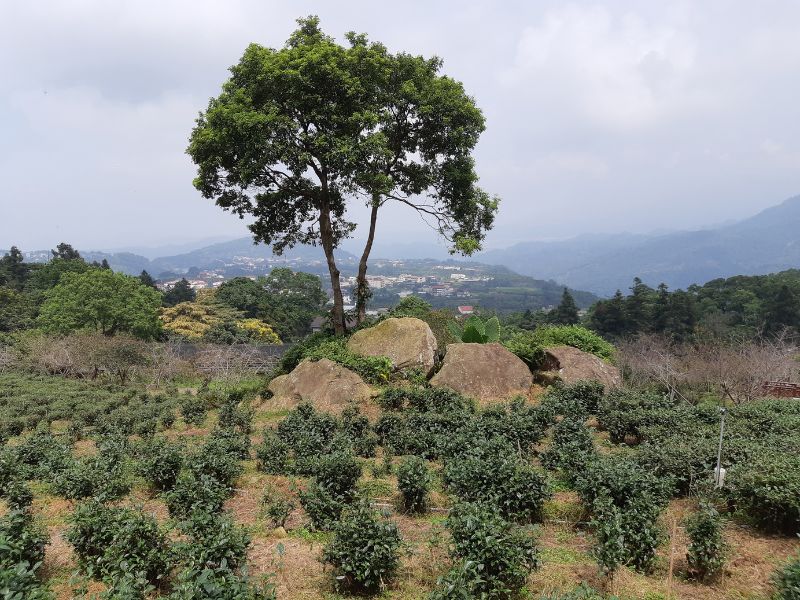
[322,501,402,594]
[772,552,800,599]
[686,502,727,581]
[299,450,362,530]
[260,486,294,529]
[397,456,432,513]
[0,509,48,568]
[136,436,184,492]
[180,394,208,426]
[728,452,800,534]
[255,430,290,475]
[442,501,540,598]
[165,472,231,519]
[168,566,276,599]
[443,438,551,523]
[541,418,596,478]
[51,452,131,502]
[578,457,667,573]
[66,501,171,589]
[177,511,251,572]
[540,380,605,420]
[185,440,243,488]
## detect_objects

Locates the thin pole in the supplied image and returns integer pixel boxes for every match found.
[715,408,727,487]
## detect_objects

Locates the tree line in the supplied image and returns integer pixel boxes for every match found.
[0,243,327,344]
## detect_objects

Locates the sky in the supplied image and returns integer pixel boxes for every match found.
[2,1,800,253]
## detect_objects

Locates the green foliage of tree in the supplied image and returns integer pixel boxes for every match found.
[215,269,326,340]
[163,278,196,307]
[37,269,162,340]
[188,16,497,333]
[0,246,29,290]
[551,287,580,325]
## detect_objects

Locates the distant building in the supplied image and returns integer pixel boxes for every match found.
[457,305,475,316]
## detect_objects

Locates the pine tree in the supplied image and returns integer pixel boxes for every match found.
[162,278,196,307]
[551,288,580,325]
[139,270,158,289]
[51,242,81,260]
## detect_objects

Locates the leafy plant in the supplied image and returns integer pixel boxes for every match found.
[304,338,393,384]
[442,501,539,599]
[165,472,231,519]
[136,436,184,492]
[448,315,500,344]
[397,456,432,513]
[541,418,596,479]
[255,430,290,475]
[260,487,294,529]
[322,501,403,594]
[686,502,727,581]
[728,452,800,534]
[772,552,800,599]
[180,394,208,427]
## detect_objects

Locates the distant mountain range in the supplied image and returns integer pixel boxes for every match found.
[479,195,800,296]
[6,194,798,299]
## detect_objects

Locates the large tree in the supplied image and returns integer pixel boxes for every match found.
[38,269,162,340]
[188,16,498,333]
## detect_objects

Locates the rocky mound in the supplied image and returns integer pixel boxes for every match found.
[266,358,373,414]
[542,345,621,389]
[347,317,437,375]
[430,343,532,403]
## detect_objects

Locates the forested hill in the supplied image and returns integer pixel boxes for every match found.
[480,194,800,296]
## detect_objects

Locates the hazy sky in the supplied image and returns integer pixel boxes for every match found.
[2,1,800,253]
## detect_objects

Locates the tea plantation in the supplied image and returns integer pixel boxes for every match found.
[0,370,799,599]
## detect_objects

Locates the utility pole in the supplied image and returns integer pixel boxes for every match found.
[714,407,727,488]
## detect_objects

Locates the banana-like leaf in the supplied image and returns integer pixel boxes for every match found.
[447,321,464,340]
[461,325,487,343]
[484,316,500,342]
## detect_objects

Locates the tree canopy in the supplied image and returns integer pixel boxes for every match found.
[37,269,163,340]
[188,16,498,333]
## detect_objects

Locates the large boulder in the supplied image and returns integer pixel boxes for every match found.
[347,317,437,375]
[542,345,621,390]
[266,358,373,414]
[430,343,532,403]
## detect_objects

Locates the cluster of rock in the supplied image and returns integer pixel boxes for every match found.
[267,316,620,411]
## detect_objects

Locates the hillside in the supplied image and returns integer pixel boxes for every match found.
[481,195,800,295]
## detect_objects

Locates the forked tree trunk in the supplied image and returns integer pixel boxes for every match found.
[319,204,347,335]
[355,197,380,325]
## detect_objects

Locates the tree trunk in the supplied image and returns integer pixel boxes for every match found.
[319,204,347,335]
[355,197,380,325]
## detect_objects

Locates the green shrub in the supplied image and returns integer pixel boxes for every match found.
[299,482,346,531]
[504,325,614,370]
[322,501,402,594]
[207,426,251,460]
[772,552,800,599]
[168,566,276,599]
[2,479,33,510]
[136,436,184,491]
[397,456,432,513]
[444,438,551,523]
[165,472,231,519]
[276,403,338,474]
[686,502,727,581]
[180,395,208,426]
[728,453,800,534]
[218,396,254,434]
[540,381,605,420]
[305,338,393,385]
[443,501,539,598]
[255,430,290,475]
[12,430,72,479]
[185,441,243,488]
[66,502,171,589]
[51,453,131,502]
[314,450,362,500]
[275,331,332,375]
[577,457,668,573]
[340,406,378,458]
[0,561,54,599]
[260,487,294,529]
[0,509,48,568]
[541,418,596,478]
[178,511,251,572]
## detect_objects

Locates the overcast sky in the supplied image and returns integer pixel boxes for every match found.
[2,1,800,253]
